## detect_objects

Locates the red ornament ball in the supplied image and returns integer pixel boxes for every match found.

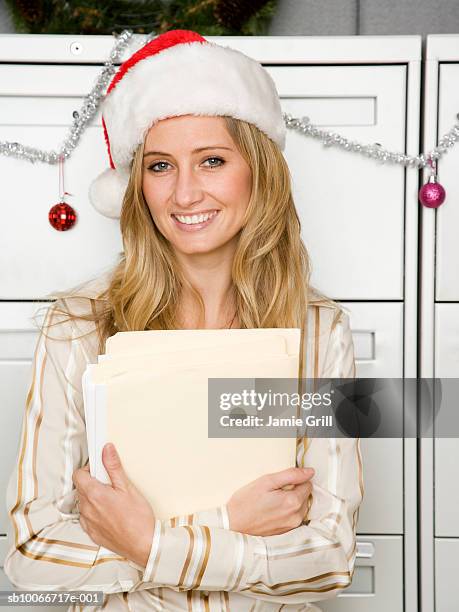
[48,202,77,231]
[418,180,446,208]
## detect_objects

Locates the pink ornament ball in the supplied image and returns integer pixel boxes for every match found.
[419,181,446,208]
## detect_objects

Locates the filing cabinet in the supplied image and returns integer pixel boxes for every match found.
[0,34,422,611]
[421,34,459,612]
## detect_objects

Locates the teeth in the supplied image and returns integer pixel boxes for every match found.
[174,211,218,225]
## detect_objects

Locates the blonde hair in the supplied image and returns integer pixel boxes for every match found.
[37,116,343,355]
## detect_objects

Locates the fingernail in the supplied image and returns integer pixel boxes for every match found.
[302,467,314,474]
[106,443,116,457]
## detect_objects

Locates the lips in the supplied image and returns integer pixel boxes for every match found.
[171,209,221,232]
[172,210,219,225]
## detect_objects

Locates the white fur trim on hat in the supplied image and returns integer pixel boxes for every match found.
[88,167,129,219]
[103,40,286,169]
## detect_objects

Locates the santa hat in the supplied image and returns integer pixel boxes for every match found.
[89,29,286,219]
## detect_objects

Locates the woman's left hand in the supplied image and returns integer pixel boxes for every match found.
[72,443,156,568]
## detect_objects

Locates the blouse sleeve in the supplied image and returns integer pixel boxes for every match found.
[129,310,365,606]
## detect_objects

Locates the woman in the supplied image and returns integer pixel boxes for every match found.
[4,30,363,611]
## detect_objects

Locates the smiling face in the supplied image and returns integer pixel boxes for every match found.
[141,115,252,257]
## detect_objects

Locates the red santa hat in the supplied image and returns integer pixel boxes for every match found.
[89,29,286,219]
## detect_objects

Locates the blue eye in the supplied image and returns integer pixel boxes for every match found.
[203,157,225,167]
[148,161,171,172]
[147,157,225,172]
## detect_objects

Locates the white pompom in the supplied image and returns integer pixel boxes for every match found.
[88,167,130,219]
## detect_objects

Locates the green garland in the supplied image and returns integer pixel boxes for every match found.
[5,0,278,36]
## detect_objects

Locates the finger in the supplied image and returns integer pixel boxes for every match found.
[102,443,129,491]
[296,495,312,525]
[267,466,315,491]
[72,467,92,489]
[283,483,312,523]
[293,480,313,501]
[280,481,311,511]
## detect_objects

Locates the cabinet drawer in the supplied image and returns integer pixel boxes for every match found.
[342,302,404,534]
[0,64,122,300]
[435,303,459,377]
[436,64,459,301]
[270,65,406,301]
[435,439,459,537]
[320,536,403,612]
[0,63,406,300]
[435,538,459,612]
[434,303,459,537]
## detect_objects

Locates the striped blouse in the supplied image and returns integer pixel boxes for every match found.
[3,285,364,612]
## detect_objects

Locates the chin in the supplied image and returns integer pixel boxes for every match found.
[171,233,234,255]
[174,243,221,256]
[161,223,241,256]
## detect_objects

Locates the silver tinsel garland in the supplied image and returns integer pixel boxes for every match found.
[1,29,458,170]
[0,30,139,164]
[284,113,459,169]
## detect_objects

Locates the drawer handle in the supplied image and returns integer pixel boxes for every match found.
[352,331,376,361]
[356,541,375,558]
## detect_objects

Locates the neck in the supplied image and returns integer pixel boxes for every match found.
[174,240,238,329]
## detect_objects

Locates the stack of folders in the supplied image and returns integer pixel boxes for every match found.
[82,327,301,520]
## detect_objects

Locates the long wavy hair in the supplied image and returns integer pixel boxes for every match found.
[37,116,343,355]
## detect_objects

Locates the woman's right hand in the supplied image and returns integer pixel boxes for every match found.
[226,467,314,536]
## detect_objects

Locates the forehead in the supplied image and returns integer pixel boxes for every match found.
[144,115,232,148]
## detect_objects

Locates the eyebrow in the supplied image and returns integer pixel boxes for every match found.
[143,146,233,158]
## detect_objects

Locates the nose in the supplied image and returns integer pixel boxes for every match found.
[172,165,205,209]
